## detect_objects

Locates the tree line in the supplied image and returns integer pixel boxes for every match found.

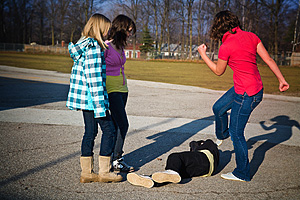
[1,0,299,61]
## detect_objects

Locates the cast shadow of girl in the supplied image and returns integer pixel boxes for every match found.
[215,115,300,177]
[214,149,233,175]
[124,116,214,170]
[248,115,300,178]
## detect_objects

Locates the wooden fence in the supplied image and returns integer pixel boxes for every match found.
[291,52,300,66]
[24,44,69,55]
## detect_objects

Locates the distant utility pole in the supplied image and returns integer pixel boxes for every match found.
[292,0,300,52]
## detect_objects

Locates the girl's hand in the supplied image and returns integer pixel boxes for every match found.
[279,81,289,92]
[105,39,113,43]
[197,44,207,55]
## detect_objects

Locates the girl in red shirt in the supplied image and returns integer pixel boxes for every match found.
[198,10,289,182]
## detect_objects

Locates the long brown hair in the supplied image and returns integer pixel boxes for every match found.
[210,10,241,41]
[108,14,136,49]
[82,13,111,49]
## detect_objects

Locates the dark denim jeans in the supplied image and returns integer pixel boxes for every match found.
[213,87,263,181]
[108,92,129,160]
[81,110,116,157]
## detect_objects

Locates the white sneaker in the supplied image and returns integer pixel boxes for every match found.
[113,157,134,172]
[216,139,223,147]
[221,172,246,182]
[127,173,154,188]
[152,170,181,183]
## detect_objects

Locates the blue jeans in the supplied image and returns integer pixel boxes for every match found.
[81,110,116,157]
[108,92,129,160]
[213,87,263,181]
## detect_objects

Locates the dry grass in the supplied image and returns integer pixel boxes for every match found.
[125,59,300,96]
[0,52,299,96]
[0,52,73,73]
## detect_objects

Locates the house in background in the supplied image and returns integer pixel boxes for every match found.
[124,43,218,60]
[160,43,180,57]
[160,43,201,59]
[124,44,141,59]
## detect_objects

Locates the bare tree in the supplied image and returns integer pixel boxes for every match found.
[187,0,194,59]
[292,0,300,52]
[174,0,187,59]
[166,0,171,56]
[66,0,85,43]
[157,0,168,55]
[83,0,94,23]
[34,0,47,44]
[0,0,6,41]
[196,0,205,46]
[5,0,31,43]
[59,0,71,43]
[260,0,290,62]
[48,0,58,46]
[0,0,297,62]
[148,0,159,51]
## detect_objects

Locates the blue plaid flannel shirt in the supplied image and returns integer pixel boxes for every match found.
[66,37,109,118]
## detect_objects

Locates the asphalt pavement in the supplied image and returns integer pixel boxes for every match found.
[0,65,299,200]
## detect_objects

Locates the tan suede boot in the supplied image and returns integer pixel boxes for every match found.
[80,156,99,183]
[99,156,123,182]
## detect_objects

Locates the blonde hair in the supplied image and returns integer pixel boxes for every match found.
[82,13,111,49]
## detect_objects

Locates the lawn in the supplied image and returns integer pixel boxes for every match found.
[0,52,299,96]
[0,52,73,73]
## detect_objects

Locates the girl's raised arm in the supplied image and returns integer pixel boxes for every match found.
[257,42,289,92]
[197,44,228,76]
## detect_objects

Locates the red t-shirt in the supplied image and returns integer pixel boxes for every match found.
[218,26,263,96]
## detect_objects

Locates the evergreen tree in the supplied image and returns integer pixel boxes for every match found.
[140,26,153,54]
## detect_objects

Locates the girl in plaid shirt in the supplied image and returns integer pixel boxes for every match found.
[66,14,122,183]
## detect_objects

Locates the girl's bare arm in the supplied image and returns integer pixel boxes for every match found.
[197,44,227,76]
[257,42,289,92]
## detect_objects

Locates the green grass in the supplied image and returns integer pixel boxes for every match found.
[0,52,73,73]
[125,59,235,91]
[0,52,299,96]
[125,60,300,96]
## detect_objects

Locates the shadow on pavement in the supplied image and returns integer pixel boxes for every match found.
[0,149,82,188]
[0,116,215,188]
[124,116,215,170]
[215,115,299,179]
[0,76,69,110]
[248,115,300,178]
[0,114,297,187]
